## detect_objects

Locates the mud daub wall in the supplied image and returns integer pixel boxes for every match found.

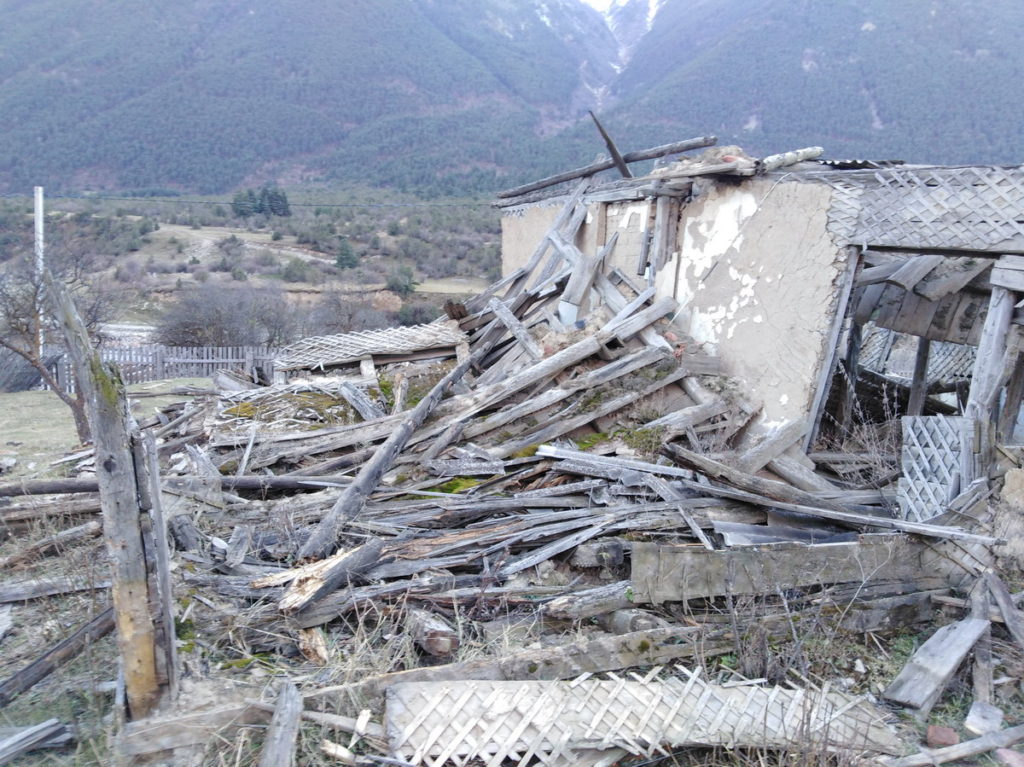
[500,178,850,426]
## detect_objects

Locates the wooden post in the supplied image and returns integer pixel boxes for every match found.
[966,286,1015,423]
[998,350,1024,441]
[43,272,162,720]
[907,336,931,416]
[588,111,632,179]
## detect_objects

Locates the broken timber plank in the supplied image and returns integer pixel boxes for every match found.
[0,719,70,764]
[541,581,632,621]
[541,445,997,543]
[882,617,990,717]
[0,520,102,569]
[308,626,730,709]
[987,572,1024,649]
[631,535,925,604]
[0,576,110,603]
[883,723,1024,767]
[643,475,714,549]
[117,704,271,757]
[0,607,115,708]
[279,538,386,612]
[734,419,807,474]
[494,136,716,199]
[487,297,543,360]
[405,607,460,656]
[258,682,303,767]
[297,334,498,560]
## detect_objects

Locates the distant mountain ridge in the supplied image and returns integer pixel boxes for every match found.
[0,0,1021,195]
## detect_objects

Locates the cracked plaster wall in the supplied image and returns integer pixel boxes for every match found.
[500,179,849,426]
[673,179,847,426]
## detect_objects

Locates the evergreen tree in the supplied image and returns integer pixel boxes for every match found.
[231,191,254,217]
[256,187,272,215]
[268,187,291,217]
[335,237,357,268]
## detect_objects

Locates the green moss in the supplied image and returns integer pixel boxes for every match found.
[574,432,609,450]
[374,376,396,409]
[511,444,540,458]
[437,477,481,493]
[90,354,123,409]
[223,401,261,419]
[527,662,539,674]
[637,640,651,652]
[617,426,666,457]
[175,616,197,641]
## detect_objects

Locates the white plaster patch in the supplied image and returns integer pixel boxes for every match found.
[620,204,647,230]
[680,191,757,287]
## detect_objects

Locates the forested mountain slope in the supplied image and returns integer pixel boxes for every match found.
[0,0,1021,195]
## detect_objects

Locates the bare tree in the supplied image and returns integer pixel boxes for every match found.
[0,241,116,444]
[155,284,305,347]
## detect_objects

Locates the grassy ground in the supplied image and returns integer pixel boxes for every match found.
[0,379,211,481]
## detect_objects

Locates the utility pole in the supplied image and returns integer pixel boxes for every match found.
[34,186,45,358]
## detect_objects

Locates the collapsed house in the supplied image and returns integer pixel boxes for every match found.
[2,139,1024,766]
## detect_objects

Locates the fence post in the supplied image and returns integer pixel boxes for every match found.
[44,273,165,720]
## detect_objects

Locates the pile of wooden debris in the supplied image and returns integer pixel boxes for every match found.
[3,155,1024,766]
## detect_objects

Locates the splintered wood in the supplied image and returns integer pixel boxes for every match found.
[5,150,1019,767]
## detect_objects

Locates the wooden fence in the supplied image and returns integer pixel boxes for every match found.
[48,345,278,393]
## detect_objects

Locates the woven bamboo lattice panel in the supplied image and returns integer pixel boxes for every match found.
[386,671,901,766]
[275,321,467,371]
[823,166,1024,250]
[898,416,976,523]
[860,326,975,383]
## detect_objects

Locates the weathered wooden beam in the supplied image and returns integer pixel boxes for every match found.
[0,576,109,603]
[588,111,632,178]
[297,335,495,560]
[661,443,854,513]
[45,271,161,719]
[988,572,1024,649]
[494,136,716,199]
[308,626,727,709]
[882,617,990,717]
[541,581,633,621]
[257,682,303,767]
[0,607,114,708]
[405,607,460,656]
[967,285,1015,422]
[0,520,101,569]
[882,723,1024,767]
[905,337,931,417]
[542,445,995,543]
[735,419,807,475]
[0,719,70,764]
[487,297,542,360]
[0,478,100,497]
[631,535,926,604]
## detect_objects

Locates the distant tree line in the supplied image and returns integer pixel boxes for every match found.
[231,186,292,218]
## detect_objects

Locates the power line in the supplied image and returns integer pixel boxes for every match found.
[0,192,493,208]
